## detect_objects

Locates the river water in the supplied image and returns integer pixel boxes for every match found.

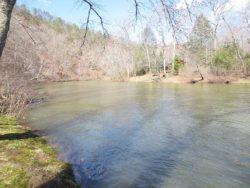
[27,81,250,188]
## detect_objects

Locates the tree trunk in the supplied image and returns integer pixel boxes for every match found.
[196,63,204,81]
[205,47,208,65]
[163,59,166,74]
[0,0,16,58]
[171,40,176,73]
[126,63,130,79]
[210,24,218,71]
[213,34,217,51]
[145,45,151,73]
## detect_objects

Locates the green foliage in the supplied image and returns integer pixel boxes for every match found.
[133,46,148,71]
[214,44,236,70]
[244,53,250,72]
[173,56,184,75]
[33,8,53,22]
[134,46,145,61]
[52,17,65,33]
[135,64,146,76]
[151,65,158,75]
[186,14,213,64]
[192,14,213,46]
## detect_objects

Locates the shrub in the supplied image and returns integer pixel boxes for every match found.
[173,56,184,75]
[151,65,158,75]
[214,45,236,70]
[135,64,146,76]
[0,79,32,117]
[244,53,250,73]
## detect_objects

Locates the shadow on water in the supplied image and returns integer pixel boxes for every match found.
[66,122,194,188]
[59,102,195,188]
[31,84,195,188]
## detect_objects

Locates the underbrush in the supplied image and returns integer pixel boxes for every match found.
[0,69,33,117]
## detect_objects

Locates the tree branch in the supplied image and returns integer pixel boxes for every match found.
[134,0,139,21]
[159,0,177,41]
[184,0,193,22]
[80,0,108,48]
[13,17,37,45]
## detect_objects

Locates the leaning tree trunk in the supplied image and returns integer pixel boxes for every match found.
[0,0,16,58]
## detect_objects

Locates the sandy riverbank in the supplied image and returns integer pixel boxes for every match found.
[129,74,250,84]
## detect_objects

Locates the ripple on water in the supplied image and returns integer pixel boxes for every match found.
[27,82,250,188]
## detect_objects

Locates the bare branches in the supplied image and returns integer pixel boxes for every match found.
[81,7,91,48]
[80,0,142,48]
[184,0,193,22]
[134,0,139,21]
[80,0,108,48]
[245,12,250,28]
[222,16,246,75]
[244,8,250,34]
[208,0,229,19]
[13,16,37,45]
[159,0,177,40]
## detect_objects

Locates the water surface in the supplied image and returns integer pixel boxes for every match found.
[28,81,250,188]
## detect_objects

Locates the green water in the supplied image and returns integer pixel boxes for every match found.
[27,81,250,188]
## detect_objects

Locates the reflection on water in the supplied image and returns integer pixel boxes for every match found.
[27,81,250,188]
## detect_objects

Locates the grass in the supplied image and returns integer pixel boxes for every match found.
[0,116,79,188]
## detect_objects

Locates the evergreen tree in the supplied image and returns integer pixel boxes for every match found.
[187,14,213,64]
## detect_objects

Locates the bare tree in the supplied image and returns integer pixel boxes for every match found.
[159,0,178,73]
[0,0,16,58]
[207,0,229,51]
[243,2,250,34]
[147,0,194,74]
[141,25,157,73]
[223,16,247,76]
